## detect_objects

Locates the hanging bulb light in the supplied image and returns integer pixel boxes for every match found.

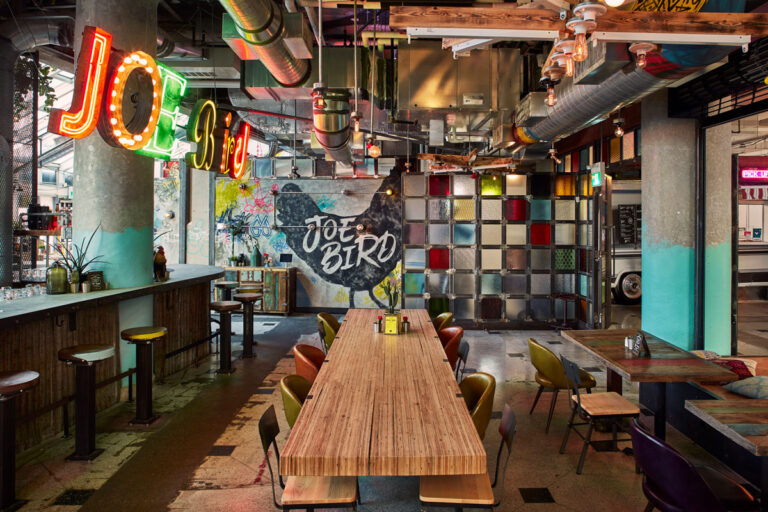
[548,147,562,165]
[554,39,576,77]
[604,0,626,6]
[351,111,361,133]
[613,117,625,138]
[568,2,607,63]
[546,85,557,107]
[573,32,588,62]
[629,42,658,70]
[368,137,381,158]
[312,83,326,110]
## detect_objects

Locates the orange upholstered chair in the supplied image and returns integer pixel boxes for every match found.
[293,344,325,384]
[438,327,463,370]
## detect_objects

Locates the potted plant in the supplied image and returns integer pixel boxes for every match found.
[380,276,402,334]
[54,225,104,293]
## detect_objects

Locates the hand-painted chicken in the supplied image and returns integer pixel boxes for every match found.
[276,170,402,307]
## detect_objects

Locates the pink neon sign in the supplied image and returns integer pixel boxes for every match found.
[741,168,768,180]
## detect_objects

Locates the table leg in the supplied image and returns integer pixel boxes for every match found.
[218,312,234,374]
[654,383,667,441]
[607,369,623,395]
[761,457,768,512]
[68,364,102,460]
[242,303,254,359]
[131,342,158,425]
[0,397,16,509]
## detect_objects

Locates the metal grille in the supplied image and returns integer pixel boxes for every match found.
[12,56,36,282]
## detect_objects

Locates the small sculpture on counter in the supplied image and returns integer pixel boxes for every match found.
[154,246,168,282]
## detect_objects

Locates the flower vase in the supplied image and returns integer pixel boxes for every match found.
[250,246,262,267]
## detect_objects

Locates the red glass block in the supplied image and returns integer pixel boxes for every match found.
[571,151,579,173]
[506,199,528,221]
[530,224,551,246]
[429,248,450,269]
[429,175,450,196]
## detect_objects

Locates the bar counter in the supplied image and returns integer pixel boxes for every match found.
[0,264,223,450]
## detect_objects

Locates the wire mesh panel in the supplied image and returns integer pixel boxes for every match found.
[12,56,36,282]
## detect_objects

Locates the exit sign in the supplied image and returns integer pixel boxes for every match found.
[590,162,605,188]
[741,168,768,180]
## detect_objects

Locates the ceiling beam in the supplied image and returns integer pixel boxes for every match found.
[390,6,768,37]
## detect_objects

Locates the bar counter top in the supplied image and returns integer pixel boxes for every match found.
[0,264,224,328]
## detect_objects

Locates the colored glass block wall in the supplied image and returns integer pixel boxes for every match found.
[402,170,577,324]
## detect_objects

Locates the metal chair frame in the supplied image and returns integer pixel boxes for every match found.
[259,405,359,511]
[559,356,637,475]
[455,340,469,382]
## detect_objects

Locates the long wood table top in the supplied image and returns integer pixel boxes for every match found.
[685,400,768,457]
[280,309,487,477]
[561,329,738,384]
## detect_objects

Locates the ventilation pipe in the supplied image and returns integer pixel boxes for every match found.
[217,0,310,87]
[156,29,202,59]
[312,89,353,165]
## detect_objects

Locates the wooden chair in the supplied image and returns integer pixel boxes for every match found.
[438,327,463,370]
[293,344,325,384]
[420,403,517,511]
[460,372,496,440]
[280,375,312,428]
[527,338,596,433]
[559,355,640,474]
[455,340,470,381]
[317,313,340,352]
[432,312,453,332]
[258,405,358,511]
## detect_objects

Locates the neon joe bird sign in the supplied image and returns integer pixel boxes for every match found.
[48,26,250,179]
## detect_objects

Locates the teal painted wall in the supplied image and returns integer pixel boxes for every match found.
[73,227,154,289]
[641,242,695,350]
[704,241,732,355]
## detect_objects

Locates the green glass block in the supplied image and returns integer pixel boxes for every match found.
[428,297,450,317]
[480,175,503,196]
[530,199,551,220]
[555,249,575,270]
[481,273,502,294]
[404,273,425,294]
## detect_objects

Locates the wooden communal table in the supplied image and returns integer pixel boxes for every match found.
[280,309,486,477]
[561,329,737,440]
[686,400,768,511]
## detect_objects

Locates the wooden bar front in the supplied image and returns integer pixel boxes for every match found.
[281,309,486,477]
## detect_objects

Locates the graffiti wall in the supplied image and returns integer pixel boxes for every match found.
[154,161,181,263]
[214,170,402,308]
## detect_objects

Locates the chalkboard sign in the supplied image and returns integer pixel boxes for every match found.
[617,204,641,245]
[87,271,104,291]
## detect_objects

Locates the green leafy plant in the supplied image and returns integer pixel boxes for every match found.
[14,55,56,120]
[380,276,401,314]
[54,225,105,282]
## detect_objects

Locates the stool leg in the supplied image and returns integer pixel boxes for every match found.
[0,397,19,509]
[242,303,254,359]
[131,342,158,425]
[68,364,102,461]
[218,312,234,374]
[223,289,232,301]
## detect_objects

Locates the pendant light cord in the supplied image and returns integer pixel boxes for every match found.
[353,0,359,113]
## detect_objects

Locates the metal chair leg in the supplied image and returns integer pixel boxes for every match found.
[560,403,579,454]
[644,503,654,512]
[576,420,595,475]
[357,477,361,504]
[545,389,559,434]
[611,419,619,451]
[529,386,544,415]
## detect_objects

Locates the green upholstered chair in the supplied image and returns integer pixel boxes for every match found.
[317,313,340,352]
[280,375,312,428]
[527,338,596,433]
[460,372,496,440]
[432,312,453,333]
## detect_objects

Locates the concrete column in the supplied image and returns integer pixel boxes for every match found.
[73,0,158,289]
[641,90,698,349]
[0,44,14,286]
[704,123,732,354]
[186,168,214,265]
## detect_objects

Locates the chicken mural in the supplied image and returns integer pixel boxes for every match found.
[276,170,402,307]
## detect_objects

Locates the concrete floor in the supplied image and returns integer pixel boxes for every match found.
[10,312,741,511]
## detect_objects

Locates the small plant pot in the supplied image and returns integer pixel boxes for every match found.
[81,281,91,293]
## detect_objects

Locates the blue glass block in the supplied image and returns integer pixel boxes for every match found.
[454,224,476,245]
[579,274,589,295]
[530,199,552,220]
[404,273,425,294]
[405,249,425,269]
[405,297,424,309]
[481,274,502,295]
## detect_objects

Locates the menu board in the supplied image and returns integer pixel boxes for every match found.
[618,204,641,245]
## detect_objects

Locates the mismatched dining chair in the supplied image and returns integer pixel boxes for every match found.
[293,344,325,384]
[258,405,359,511]
[317,313,340,352]
[420,403,517,511]
[438,327,463,370]
[460,372,496,440]
[527,338,596,433]
[630,420,759,512]
[280,375,312,429]
[455,340,470,381]
[432,312,453,333]
[559,356,640,474]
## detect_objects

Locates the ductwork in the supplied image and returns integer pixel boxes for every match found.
[2,17,74,53]
[312,89,353,165]
[217,0,310,87]
[156,29,202,59]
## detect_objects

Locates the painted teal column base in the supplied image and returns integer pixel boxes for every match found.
[73,227,154,289]
[641,244,695,350]
[704,242,732,355]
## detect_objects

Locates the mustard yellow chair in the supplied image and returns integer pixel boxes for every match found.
[459,372,496,440]
[432,312,453,333]
[280,374,312,428]
[317,313,341,352]
[527,338,596,433]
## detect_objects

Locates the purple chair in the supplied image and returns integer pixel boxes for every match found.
[630,420,759,512]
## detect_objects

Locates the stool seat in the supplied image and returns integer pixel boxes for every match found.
[0,371,39,397]
[215,281,239,289]
[211,301,241,312]
[234,293,262,303]
[58,344,115,365]
[121,326,168,342]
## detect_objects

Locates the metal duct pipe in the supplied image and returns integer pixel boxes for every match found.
[0,17,73,286]
[156,29,203,59]
[218,0,310,87]
[313,89,353,165]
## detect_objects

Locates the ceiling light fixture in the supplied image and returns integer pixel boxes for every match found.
[603,0,626,6]
[550,52,572,79]
[568,2,607,62]
[541,78,558,107]
[553,40,577,77]
[629,42,659,69]
[368,139,381,158]
[613,116,625,137]
[548,145,562,165]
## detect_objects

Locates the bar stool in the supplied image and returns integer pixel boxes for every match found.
[211,301,240,374]
[0,371,39,510]
[234,293,261,359]
[237,284,263,312]
[58,344,115,460]
[120,327,167,425]
[214,281,239,301]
